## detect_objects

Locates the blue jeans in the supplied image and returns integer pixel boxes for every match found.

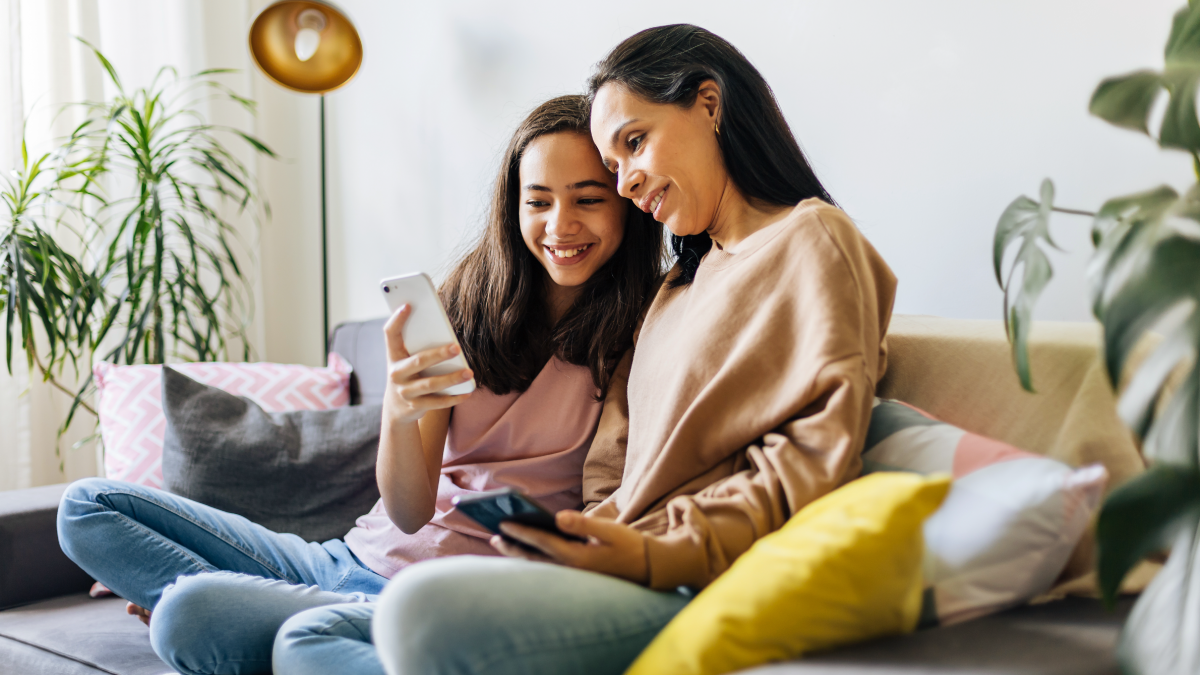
[57,477,388,675]
[274,556,692,675]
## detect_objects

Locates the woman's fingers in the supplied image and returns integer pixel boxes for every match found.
[383,307,412,363]
[489,534,555,563]
[498,522,584,564]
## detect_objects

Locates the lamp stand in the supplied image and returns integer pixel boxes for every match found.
[320,94,330,361]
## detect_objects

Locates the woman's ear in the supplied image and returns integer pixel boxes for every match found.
[695,79,722,127]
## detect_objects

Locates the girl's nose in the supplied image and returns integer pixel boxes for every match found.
[546,205,582,237]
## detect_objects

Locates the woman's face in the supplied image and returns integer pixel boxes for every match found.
[518,131,626,289]
[590,82,725,238]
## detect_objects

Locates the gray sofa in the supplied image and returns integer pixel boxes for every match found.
[0,318,1133,674]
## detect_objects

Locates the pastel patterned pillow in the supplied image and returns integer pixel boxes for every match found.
[863,398,1108,626]
[95,355,353,488]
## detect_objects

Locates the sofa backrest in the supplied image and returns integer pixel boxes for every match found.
[329,314,1146,491]
[878,315,1144,491]
[329,318,387,406]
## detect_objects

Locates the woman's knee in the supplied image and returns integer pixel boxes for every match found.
[372,557,526,673]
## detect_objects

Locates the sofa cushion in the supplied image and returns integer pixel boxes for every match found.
[864,399,1108,626]
[738,596,1132,675]
[161,367,382,542]
[0,594,167,675]
[627,473,951,675]
[95,356,353,488]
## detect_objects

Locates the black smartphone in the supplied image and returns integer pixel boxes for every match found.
[451,487,586,545]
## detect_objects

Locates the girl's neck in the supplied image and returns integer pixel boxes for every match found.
[706,178,792,253]
[544,278,582,325]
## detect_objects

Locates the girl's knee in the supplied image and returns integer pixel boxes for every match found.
[56,477,122,559]
[150,573,268,675]
[274,604,379,675]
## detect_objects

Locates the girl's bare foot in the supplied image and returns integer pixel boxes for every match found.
[125,602,151,627]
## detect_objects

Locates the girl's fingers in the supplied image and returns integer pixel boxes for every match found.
[383,307,412,363]
[389,344,463,383]
[397,369,473,401]
[396,392,472,415]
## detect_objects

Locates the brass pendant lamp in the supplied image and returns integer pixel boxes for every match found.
[248,1,363,356]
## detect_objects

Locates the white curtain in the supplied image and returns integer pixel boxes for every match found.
[0,0,266,490]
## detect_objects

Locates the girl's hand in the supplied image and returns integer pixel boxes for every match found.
[490,511,649,585]
[384,305,473,424]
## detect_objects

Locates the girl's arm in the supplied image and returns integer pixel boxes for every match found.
[378,306,473,534]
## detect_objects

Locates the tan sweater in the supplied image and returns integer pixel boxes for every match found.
[582,199,897,590]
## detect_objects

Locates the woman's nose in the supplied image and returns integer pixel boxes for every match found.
[617,169,641,200]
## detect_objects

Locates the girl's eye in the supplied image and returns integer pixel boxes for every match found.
[526,200,549,208]
[578,198,603,205]
[628,135,644,152]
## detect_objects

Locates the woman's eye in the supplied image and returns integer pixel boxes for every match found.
[628,135,643,152]
[578,198,604,205]
[526,200,549,208]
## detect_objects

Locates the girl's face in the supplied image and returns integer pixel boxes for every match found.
[518,132,626,289]
[590,82,725,238]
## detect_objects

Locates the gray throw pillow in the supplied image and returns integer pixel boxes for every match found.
[161,366,383,542]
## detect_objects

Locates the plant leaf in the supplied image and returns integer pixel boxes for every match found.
[993,178,1057,391]
[1117,520,1200,675]
[1088,3,1200,151]
[1090,71,1163,134]
[1097,464,1200,606]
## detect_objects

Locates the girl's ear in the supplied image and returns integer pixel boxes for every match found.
[695,79,722,127]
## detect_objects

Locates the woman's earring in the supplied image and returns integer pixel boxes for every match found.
[715,122,721,136]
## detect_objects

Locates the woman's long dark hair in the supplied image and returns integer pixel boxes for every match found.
[588,24,834,287]
[440,95,664,397]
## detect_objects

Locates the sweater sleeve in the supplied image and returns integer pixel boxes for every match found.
[581,350,633,514]
[639,354,876,590]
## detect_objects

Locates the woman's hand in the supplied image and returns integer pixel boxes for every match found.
[384,305,473,422]
[490,511,649,585]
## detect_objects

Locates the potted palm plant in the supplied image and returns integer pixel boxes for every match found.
[993,3,1200,673]
[0,42,274,443]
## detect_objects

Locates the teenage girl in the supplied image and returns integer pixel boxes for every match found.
[57,94,663,675]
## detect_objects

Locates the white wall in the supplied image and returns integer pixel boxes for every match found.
[255,0,1194,365]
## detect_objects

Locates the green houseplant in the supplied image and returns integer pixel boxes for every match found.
[0,42,273,440]
[993,3,1200,672]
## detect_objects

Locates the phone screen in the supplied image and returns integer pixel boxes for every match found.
[452,488,586,543]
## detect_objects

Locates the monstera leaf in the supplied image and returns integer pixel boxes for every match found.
[993,179,1057,391]
[1117,521,1200,675]
[1097,464,1200,606]
[1090,2,1200,150]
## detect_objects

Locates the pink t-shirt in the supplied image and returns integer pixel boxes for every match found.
[344,357,602,578]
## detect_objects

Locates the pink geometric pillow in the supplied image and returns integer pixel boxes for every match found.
[94,355,353,488]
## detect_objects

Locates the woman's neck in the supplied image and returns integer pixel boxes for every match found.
[706,179,792,253]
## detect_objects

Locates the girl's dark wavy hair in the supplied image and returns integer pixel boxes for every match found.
[587,24,834,287]
[440,95,665,397]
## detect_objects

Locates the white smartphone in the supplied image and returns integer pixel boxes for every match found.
[380,272,476,396]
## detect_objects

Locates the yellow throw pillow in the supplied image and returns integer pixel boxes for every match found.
[626,472,952,675]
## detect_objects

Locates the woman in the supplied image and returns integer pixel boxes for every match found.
[357,24,898,675]
[56,94,663,675]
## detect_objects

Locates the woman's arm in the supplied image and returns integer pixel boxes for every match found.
[377,306,473,534]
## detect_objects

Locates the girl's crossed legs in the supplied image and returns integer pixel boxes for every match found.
[57,477,387,675]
